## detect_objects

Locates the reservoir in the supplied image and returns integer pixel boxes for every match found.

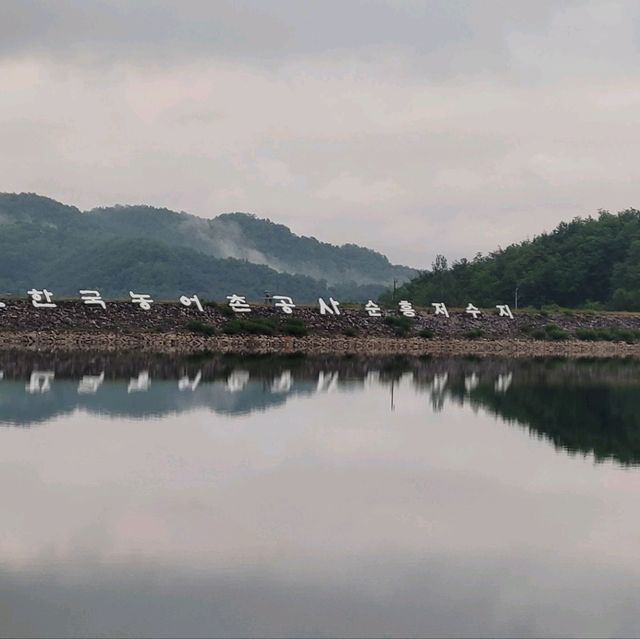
[1,352,639,638]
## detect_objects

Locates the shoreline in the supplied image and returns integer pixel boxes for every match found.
[3,330,640,358]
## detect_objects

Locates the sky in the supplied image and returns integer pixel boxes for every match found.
[1,1,640,268]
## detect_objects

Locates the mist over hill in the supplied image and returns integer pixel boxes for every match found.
[0,193,417,302]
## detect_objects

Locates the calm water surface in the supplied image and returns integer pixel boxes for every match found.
[2,352,640,638]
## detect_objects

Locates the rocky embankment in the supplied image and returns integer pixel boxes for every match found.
[2,299,640,356]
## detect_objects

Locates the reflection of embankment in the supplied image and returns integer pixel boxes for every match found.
[2,351,640,465]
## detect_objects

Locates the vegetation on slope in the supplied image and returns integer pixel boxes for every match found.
[0,193,414,301]
[388,209,640,310]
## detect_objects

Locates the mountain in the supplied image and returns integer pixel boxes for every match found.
[0,193,417,302]
[389,209,640,310]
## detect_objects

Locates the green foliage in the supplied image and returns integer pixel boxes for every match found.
[342,327,359,337]
[464,328,484,339]
[543,324,569,340]
[467,367,640,465]
[528,324,569,340]
[222,318,277,336]
[384,315,412,336]
[386,209,640,310]
[185,320,217,336]
[0,193,415,302]
[575,327,640,343]
[282,318,308,337]
[418,327,434,338]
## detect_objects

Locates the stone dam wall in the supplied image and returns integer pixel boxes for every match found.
[2,299,640,357]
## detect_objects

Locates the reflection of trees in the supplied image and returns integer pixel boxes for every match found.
[4,350,640,465]
[469,384,640,465]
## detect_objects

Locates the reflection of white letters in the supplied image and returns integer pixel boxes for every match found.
[271,371,292,393]
[365,370,380,385]
[464,373,479,392]
[26,371,55,394]
[495,373,513,393]
[318,297,340,315]
[226,370,250,392]
[317,371,338,392]
[128,371,151,393]
[78,372,105,394]
[178,371,202,391]
[432,372,449,393]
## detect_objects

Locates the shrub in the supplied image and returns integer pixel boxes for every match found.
[575,327,639,343]
[418,328,434,338]
[384,315,412,336]
[283,318,308,337]
[464,328,484,339]
[185,320,217,336]
[575,327,598,341]
[343,327,359,337]
[544,324,569,340]
[529,325,569,340]
[222,318,277,336]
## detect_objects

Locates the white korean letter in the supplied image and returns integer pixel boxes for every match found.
[365,300,381,317]
[227,294,251,313]
[180,294,204,312]
[496,304,514,319]
[273,295,296,314]
[79,290,106,310]
[465,303,481,319]
[318,297,340,315]
[27,289,56,308]
[129,292,153,310]
[398,300,416,318]
[432,302,449,318]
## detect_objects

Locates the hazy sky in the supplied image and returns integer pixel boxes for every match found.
[1,0,639,267]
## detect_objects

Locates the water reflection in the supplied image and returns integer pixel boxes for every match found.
[3,351,640,637]
[2,351,640,466]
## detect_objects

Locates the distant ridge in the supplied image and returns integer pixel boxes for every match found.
[0,193,417,302]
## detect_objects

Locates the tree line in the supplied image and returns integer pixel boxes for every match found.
[386,209,640,310]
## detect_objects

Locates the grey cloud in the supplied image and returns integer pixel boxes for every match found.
[1,1,640,267]
[0,0,569,75]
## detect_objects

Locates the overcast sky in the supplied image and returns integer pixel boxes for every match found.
[1,0,639,267]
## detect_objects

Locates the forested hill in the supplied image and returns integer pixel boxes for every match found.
[390,210,640,310]
[0,193,416,302]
